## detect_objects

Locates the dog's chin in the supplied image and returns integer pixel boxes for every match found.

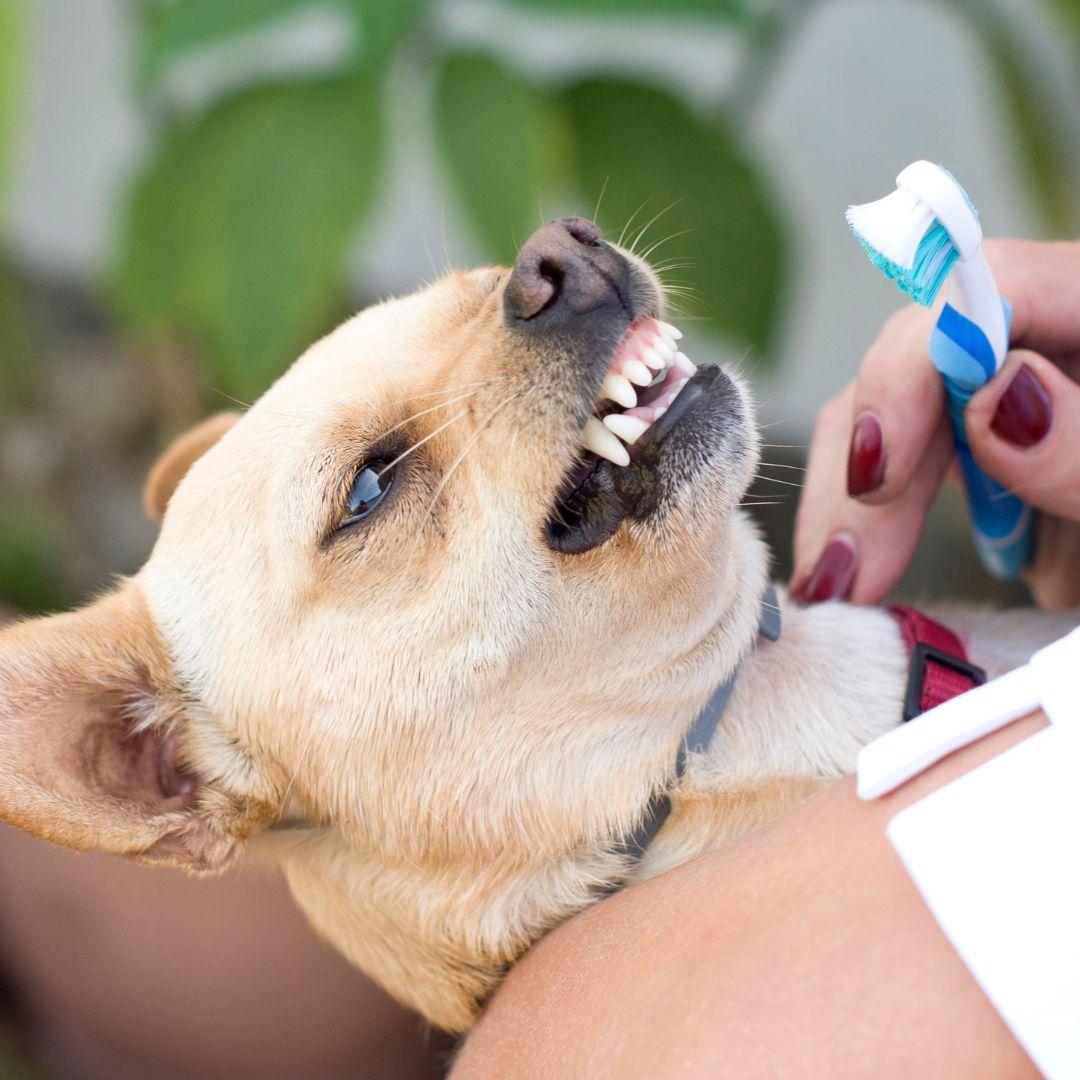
[544,364,749,555]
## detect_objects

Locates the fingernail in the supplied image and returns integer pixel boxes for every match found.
[797,533,858,604]
[847,412,886,498]
[990,364,1052,448]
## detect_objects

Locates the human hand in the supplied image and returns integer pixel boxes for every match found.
[791,239,1080,611]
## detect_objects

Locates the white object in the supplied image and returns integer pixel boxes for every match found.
[857,628,1080,1078]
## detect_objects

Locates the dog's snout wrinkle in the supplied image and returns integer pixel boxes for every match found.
[505,217,627,325]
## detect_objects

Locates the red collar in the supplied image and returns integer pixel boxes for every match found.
[890,606,987,721]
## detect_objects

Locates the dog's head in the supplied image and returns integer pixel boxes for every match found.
[0,219,765,1026]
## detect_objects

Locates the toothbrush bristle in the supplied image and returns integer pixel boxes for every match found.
[846,188,959,307]
[906,221,959,306]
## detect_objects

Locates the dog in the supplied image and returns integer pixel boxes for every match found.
[0,218,1072,1031]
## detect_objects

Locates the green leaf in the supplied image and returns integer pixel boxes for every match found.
[0,0,25,207]
[564,77,785,356]
[137,0,426,92]
[357,0,428,60]
[139,0,322,90]
[113,70,383,400]
[1044,0,1080,40]
[437,53,569,263]
[505,0,751,18]
[952,0,1077,235]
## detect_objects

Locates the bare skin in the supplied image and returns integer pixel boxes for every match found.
[455,714,1046,1079]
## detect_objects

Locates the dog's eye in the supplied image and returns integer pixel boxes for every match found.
[340,460,394,527]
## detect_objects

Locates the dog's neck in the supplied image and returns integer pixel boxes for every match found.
[631,596,908,879]
[266,541,915,1030]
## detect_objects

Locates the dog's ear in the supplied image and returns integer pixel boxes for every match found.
[0,584,254,874]
[144,412,240,523]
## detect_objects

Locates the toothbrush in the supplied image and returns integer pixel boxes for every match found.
[846,160,1034,580]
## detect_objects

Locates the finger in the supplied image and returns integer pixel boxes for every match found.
[1025,514,1080,612]
[984,239,1080,358]
[794,385,856,575]
[846,305,945,505]
[965,349,1080,521]
[793,388,953,605]
[845,239,1080,506]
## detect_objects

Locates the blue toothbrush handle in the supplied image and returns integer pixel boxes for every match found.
[930,303,1035,580]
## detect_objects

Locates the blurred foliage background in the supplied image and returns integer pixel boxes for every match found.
[2,0,1080,616]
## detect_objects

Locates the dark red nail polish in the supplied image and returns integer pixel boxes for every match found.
[990,365,1052,448]
[847,412,886,497]
[800,535,858,604]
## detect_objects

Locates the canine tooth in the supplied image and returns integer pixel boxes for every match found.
[657,320,683,340]
[603,413,650,445]
[656,330,678,355]
[641,347,665,371]
[584,416,630,466]
[623,359,652,386]
[673,351,697,376]
[601,374,637,409]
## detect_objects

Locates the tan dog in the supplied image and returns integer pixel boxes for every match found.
[0,219,1073,1030]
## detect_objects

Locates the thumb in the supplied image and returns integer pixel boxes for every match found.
[965,349,1080,521]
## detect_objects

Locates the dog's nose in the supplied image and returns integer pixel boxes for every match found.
[505,217,622,323]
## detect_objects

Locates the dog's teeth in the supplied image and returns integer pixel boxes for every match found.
[623,359,652,386]
[657,320,683,340]
[655,330,678,355]
[603,413,650,445]
[601,374,637,409]
[655,336,677,362]
[584,416,630,466]
[673,351,697,376]
[641,347,665,371]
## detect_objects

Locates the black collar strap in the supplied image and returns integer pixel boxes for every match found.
[609,585,782,867]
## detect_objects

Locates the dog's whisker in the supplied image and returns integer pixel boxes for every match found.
[629,199,685,258]
[651,261,697,275]
[386,381,492,411]
[752,473,804,490]
[757,415,797,431]
[618,198,653,248]
[375,390,483,444]
[439,198,453,276]
[210,389,320,424]
[211,389,256,412]
[592,176,611,225]
[639,228,692,262]
[377,409,471,478]
[723,345,756,381]
[375,408,468,477]
[277,715,321,819]
[758,461,807,473]
[421,392,523,525]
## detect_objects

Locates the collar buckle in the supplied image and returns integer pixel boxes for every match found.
[903,642,987,722]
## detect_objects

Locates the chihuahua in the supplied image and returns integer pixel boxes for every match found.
[0,219,1071,1030]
